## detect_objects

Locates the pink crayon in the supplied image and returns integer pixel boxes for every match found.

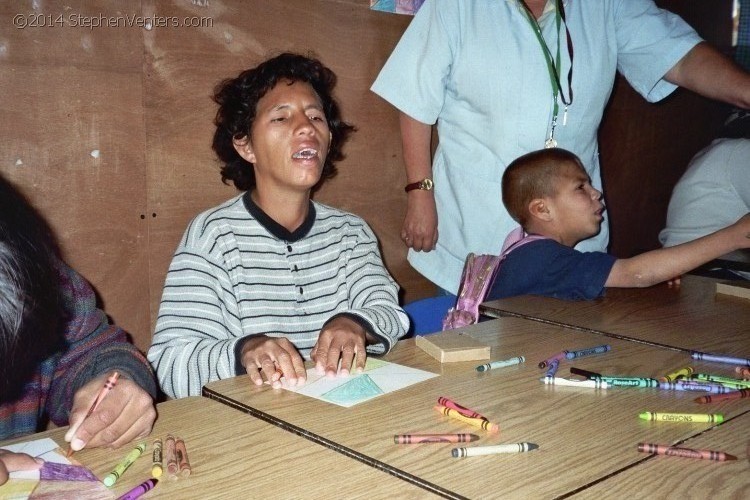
[437,397,488,421]
[434,405,500,433]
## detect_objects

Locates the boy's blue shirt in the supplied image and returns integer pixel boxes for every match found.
[487,239,617,301]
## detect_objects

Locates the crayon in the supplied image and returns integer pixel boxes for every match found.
[117,478,158,500]
[394,433,480,444]
[538,351,566,369]
[151,438,163,478]
[544,358,559,378]
[436,397,488,421]
[691,373,750,388]
[569,368,659,388]
[174,437,192,477]
[637,442,736,461]
[638,411,724,424]
[434,405,500,433]
[452,442,538,457]
[736,366,750,379]
[658,380,734,393]
[165,434,178,478]
[658,366,693,383]
[565,344,610,360]
[542,376,608,389]
[476,356,525,372]
[103,442,147,487]
[694,388,750,404]
[66,371,120,457]
[691,352,750,367]
[600,376,659,388]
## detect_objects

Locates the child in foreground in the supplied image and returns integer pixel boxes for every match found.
[487,148,750,301]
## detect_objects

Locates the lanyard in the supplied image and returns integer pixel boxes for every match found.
[519,0,574,146]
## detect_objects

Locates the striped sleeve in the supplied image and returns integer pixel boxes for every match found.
[337,219,408,354]
[148,216,243,399]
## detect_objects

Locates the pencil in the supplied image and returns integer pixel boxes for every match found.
[67,371,120,457]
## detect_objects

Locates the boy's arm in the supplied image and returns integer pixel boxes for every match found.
[606,214,750,288]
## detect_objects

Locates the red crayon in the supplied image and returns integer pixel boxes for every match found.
[394,433,480,444]
[437,397,488,421]
[694,388,750,404]
[637,442,736,461]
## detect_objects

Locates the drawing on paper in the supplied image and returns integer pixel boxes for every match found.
[285,358,436,408]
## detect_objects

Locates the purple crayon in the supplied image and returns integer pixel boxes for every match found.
[658,380,733,394]
[538,351,567,369]
[545,358,560,378]
[117,478,158,500]
[691,352,750,367]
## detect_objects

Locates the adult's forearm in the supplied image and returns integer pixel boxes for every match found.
[665,42,750,109]
[400,112,435,182]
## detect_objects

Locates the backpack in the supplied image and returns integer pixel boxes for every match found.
[441,228,546,330]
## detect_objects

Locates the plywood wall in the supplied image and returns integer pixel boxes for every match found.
[0,0,734,353]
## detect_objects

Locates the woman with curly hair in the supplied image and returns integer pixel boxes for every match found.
[149,53,408,398]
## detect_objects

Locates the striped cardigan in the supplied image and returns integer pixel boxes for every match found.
[148,193,409,398]
[0,261,157,440]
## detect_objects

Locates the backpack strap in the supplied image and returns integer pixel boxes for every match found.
[441,227,547,331]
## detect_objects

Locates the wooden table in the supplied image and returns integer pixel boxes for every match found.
[0,397,429,499]
[204,318,750,499]
[576,410,750,499]
[480,275,750,355]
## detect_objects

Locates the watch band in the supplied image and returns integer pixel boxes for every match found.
[404,178,434,192]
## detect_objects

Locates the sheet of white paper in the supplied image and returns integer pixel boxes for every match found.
[3,437,70,480]
[284,358,437,407]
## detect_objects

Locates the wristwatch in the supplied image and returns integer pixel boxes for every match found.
[404,178,434,192]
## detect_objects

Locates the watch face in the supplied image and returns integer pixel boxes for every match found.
[420,178,434,190]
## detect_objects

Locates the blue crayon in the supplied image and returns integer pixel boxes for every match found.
[476,356,525,372]
[691,352,750,367]
[565,345,610,360]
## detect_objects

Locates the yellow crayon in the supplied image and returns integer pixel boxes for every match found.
[638,411,723,424]
[434,405,500,433]
[103,442,146,487]
[658,366,693,383]
[151,438,163,478]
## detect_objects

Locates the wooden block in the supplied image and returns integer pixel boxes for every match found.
[415,330,491,363]
[716,281,750,300]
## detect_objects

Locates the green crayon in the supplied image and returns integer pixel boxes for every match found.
[600,376,659,388]
[638,411,724,424]
[103,441,146,487]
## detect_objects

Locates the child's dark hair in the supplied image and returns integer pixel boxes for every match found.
[212,52,356,191]
[0,175,63,401]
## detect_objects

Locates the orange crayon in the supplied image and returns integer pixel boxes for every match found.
[175,437,192,477]
[637,442,736,461]
[736,366,750,379]
[165,435,178,479]
[694,388,750,404]
[434,405,499,433]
